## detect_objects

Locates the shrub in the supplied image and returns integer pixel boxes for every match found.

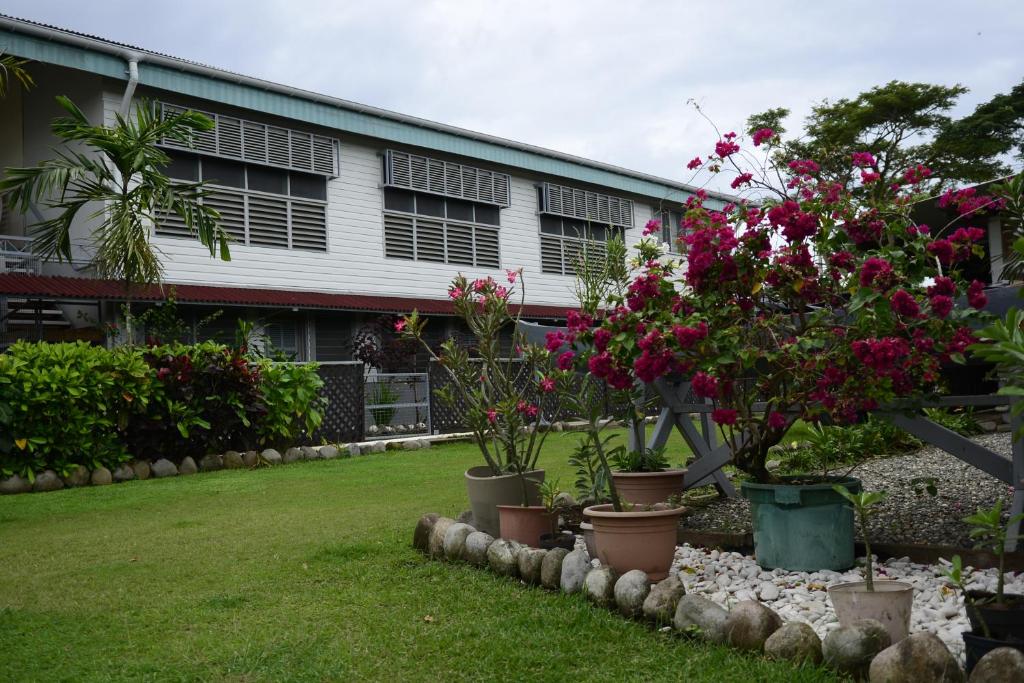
[256,358,325,449]
[0,341,152,477]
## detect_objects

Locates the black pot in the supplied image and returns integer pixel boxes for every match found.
[539,531,575,551]
[962,630,1024,673]
[966,590,1024,641]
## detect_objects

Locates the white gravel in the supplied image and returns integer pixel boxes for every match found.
[666,543,1024,662]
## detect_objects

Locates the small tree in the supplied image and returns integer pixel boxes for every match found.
[0,97,231,339]
[834,485,887,591]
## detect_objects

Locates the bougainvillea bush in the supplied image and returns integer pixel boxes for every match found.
[572,132,994,482]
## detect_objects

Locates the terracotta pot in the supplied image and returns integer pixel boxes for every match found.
[497,505,556,546]
[464,466,544,537]
[583,503,684,581]
[579,521,598,559]
[612,469,686,505]
[828,580,914,643]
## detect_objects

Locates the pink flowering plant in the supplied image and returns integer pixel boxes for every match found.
[401,270,569,505]
[577,130,992,483]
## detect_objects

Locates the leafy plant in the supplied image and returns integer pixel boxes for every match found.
[0,51,33,97]
[537,479,563,513]
[941,555,986,636]
[963,499,1024,605]
[834,485,887,591]
[923,407,982,436]
[368,381,399,427]
[775,416,920,477]
[568,437,610,504]
[256,359,325,448]
[610,446,670,473]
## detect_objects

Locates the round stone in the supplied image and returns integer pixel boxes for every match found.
[970,647,1024,683]
[614,570,650,618]
[178,457,198,475]
[300,446,319,460]
[0,474,31,495]
[112,463,136,482]
[261,449,282,465]
[724,600,783,651]
[62,465,90,488]
[151,459,177,478]
[486,539,522,577]
[674,595,729,644]
[559,549,591,594]
[463,531,494,566]
[518,548,548,584]
[198,454,222,471]
[319,445,340,460]
[88,466,112,486]
[242,451,260,467]
[868,632,961,683]
[282,447,302,464]
[412,513,440,552]
[442,522,475,561]
[427,517,456,558]
[583,567,617,607]
[540,547,569,589]
[764,622,823,665]
[32,469,64,492]
[222,451,245,469]
[643,575,686,624]
[823,619,892,679]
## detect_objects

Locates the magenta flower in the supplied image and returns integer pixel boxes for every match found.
[752,128,775,146]
[859,257,893,288]
[967,280,988,310]
[506,268,520,284]
[539,377,556,393]
[643,218,662,236]
[851,151,876,168]
[687,156,703,170]
[448,286,464,299]
[889,290,920,318]
[767,411,787,430]
[692,371,719,399]
[730,173,753,189]
[557,351,575,370]
[715,139,740,158]
[486,408,498,424]
[393,319,407,332]
[930,295,954,318]
[711,408,738,426]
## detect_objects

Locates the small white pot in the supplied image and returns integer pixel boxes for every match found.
[828,579,914,643]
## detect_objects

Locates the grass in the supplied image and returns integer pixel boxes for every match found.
[0,430,841,682]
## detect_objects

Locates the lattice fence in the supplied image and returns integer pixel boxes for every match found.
[311,362,365,443]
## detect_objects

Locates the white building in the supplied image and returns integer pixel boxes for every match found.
[0,14,730,360]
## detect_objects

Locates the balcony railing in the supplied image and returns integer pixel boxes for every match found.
[0,235,41,275]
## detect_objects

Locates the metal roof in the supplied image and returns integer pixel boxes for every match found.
[0,273,570,318]
[0,13,733,208]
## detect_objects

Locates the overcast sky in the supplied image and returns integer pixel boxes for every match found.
[4,1,1023,191]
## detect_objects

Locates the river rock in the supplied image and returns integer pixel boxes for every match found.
[724,600,782,651]
[283,447,302,464]
[222,451,244,469]
[413,513,439,552]
[869,632,962,682]
[442,522,475,561]
[457,510,476,525]
[584,567,617,607]
[428,517,456,558]
[131,460,151,480]
[90,467,113,486]
[674,595,729,644]
[347,444,361,457]
[765,622,823,665]
[463,531,494,566]
[369,441,386,453]
[32,469,64,492]
[112,463,136,482]
[540,547,569,589]
[301,446,319,460]
[261,449,282,465]
[62,465,90,487]
[970,647,1024,682]
[560,549,591,594]
[823,619,892,680]
[487,539,522,577]
[151,459,177,478]
[518,548,548,584]
[242,451,259,467]
[643,575,686,624]
[614,570,650,618]
[319,445,340,460]
[178,456,198,475]
[0,474,31,494]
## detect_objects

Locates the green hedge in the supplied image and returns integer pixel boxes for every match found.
[0,341,324,478]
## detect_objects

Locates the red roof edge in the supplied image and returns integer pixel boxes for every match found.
[0,273,571,318]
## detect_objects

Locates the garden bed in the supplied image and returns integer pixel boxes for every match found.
[680,433,1016,549]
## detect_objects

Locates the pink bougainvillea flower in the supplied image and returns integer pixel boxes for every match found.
[643,218,662,236]
[715,139,740,158]
[859,257,893,289]
[593,327,612,352]
[860,170,881,184]
[967,280,988,310]
[691,371,719,399]
[711,408,738,426]
[930,295,954,318]
[557,351,576,370]
[851,151,876,168]
[687,156,703,170]
[767,411,787,430]
[545,331,566,352]
[889,289,920,318]
[730,173,754,189]
[788,159,820,175]
[752,128,775,146]
[926,239,954,265]
[927,276,955,297]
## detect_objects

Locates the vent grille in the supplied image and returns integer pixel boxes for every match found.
[156,187,326,252]
[160,102,338,176]
[384,212,500,267]
[384,150,510,207]
[540,182,633,228]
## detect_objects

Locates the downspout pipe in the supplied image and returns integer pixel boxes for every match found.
[118,55,139,117]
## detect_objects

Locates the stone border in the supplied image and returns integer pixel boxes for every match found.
[413,512,1023,682]
[0,433,461,496]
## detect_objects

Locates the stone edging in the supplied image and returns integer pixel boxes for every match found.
[414,513,1021,682]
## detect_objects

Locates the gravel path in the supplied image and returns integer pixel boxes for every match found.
[680,433,1016,548]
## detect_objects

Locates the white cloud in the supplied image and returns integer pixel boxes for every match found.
[4,0,1023,192]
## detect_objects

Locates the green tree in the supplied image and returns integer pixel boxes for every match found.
[0,51,33,97]
[0,97,231,336]
[747,80,1024,194]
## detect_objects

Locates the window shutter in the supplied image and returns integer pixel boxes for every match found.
[290,201,328,251]
[540,235,563,274]
[445,223,474,265]
[158,102,338,177]
[475,228,500,268]
[385,150,510,207]
[540,182,633,228]
[205,190,247,242]
[415,219,446,262]
[384,214,415,260]
[247,195,289,248]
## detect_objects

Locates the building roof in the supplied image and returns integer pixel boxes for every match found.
[0,273,570,318]
[0,13,733,208]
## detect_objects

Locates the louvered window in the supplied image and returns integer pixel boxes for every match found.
[382,187,500,268]
[156,151,327,252]
[158,102,339,176]
[383,150,511,207]
[660,209,684,253]
[538,215,623,276]
[538,182,634,228]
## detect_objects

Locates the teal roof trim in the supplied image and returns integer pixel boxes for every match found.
[1,25,726,209]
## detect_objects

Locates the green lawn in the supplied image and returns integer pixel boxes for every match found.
[0,431,840,682]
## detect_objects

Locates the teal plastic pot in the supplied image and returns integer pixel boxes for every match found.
[740,476,861,571]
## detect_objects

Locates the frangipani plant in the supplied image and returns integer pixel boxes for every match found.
[834,485,887,591]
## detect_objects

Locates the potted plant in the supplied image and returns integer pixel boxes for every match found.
[940,500,1024,671]
[609,446,686,505]
[536,479,576,550]
[827,485,914,643]
[578,129,989,572]
[402,271,565,537]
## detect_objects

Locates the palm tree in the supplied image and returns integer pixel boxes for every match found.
[0,96,232,337]
[0,52,33,97]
